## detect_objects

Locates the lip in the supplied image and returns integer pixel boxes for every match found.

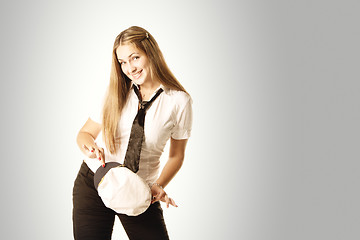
[132,70,142,79]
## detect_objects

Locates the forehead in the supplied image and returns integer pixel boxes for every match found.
[116,44,142,59]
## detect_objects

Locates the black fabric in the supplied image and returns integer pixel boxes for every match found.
[123,86,163,173]
[73,162,116,240]
[73,161,169,240]
[93,161,122,189]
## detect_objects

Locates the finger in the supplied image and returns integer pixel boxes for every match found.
[98,150,105,167]
[85,144,96,154]
[82,145,96,158]
[95,148,100,161]
[159,191,166,200]
[164,194,170,208]
[100,148,105,159]
[169,198,178,207]
[151,195,159,204]
[97,148,105,167]
[89,145,95,153]
[153,190,163,203]
[82,145,90,152]
[95,148,100,159]
[100,148,106,167]
[82,145,95,155]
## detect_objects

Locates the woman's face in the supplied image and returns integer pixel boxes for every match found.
[116,44,151,86]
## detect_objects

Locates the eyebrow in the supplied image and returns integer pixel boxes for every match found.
[118,52,138,61]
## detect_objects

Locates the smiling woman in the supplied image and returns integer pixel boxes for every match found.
[117,45,153,95]
[72,26,193,240]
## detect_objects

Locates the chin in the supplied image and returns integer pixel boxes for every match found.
[132,75,148,86]
[132,78,145,86]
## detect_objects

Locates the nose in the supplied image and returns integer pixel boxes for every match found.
[128,62,136,74]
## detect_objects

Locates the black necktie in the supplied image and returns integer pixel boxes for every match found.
[123,86,163,173]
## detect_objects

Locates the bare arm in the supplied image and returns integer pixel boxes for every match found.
[76,117,105,166]
[156,138,188,188]
[151,137,188,207]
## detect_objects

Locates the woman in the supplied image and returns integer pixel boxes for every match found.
[73,26,193,240]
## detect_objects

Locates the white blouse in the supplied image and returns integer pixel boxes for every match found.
[84,84,193,184]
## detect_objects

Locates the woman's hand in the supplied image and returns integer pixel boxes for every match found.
[77,118,105,167]
[150,184,178,208]
[82,143,105,167]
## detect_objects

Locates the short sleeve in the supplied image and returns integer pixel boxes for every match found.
[171,97,193,139]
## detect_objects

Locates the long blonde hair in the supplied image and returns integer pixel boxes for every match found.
[102,26,187,154]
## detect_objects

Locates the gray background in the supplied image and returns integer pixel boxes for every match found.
[1,0,359,239]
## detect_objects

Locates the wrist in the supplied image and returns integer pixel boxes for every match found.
[149,182,163,189]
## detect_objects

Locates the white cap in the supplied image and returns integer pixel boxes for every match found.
[94,162,152,216]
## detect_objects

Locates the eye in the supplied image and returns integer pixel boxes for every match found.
[133,56,139,60]
[119,61,126,65]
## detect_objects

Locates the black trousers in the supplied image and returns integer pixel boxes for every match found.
[73,161,170,240]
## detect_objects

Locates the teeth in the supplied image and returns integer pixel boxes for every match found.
[133,70,142,78]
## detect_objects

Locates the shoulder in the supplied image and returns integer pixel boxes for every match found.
[162,87,192,107]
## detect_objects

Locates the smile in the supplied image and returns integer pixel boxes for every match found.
[132,70,142,79]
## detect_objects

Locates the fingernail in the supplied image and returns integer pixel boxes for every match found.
[99,157,101,160]
[91,149,94,152]
[102,164,105,168]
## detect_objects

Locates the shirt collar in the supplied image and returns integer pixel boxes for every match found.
[131,81,166,92]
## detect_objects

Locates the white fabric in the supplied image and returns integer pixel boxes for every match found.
[97,166,152,216]
[85,84,193,185]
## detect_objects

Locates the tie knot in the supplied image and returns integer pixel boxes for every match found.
[139,101,148,110]
[133,86,164,111]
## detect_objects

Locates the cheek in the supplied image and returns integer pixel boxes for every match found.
[121,65,128,74]
[141,61,150,71]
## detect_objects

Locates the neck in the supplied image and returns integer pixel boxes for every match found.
[139,79,160,92]
[138,79,161,101]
